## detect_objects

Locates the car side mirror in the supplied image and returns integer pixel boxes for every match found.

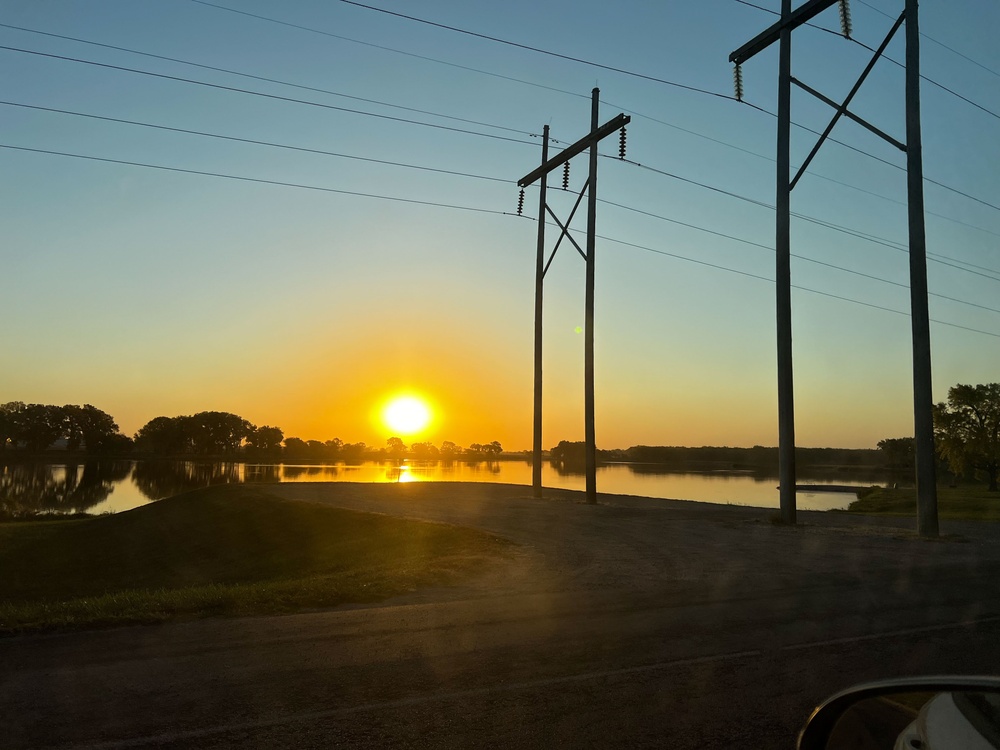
[798,677,1000,750]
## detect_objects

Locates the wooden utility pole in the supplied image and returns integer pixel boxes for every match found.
[532,125,549,499]
[730,0,938,535]
[519,89,630,505]
[775,0,796,526]
[904,0,939,537]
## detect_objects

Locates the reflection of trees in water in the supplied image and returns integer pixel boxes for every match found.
[132,461,243,500]
[282,465,333,480]
[0,461,132,516]
[245,464,280,483]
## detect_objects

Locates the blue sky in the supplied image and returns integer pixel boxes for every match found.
[2,0,998,449]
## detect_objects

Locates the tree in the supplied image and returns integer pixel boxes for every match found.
[484,440,503,457]
[386,436,407,458]
[877,437,915,470]
[325,438,343,458]
[63,404,121,452]
[134,416,190,455]
[934,383,1000,491]
[439,441,461,459]
[17,404,68,452]
[186,411,254,455]
[283,437,309,460]
[247,425,284,456]
[410,441,439,459]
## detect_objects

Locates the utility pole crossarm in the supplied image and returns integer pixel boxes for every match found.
[518,113,630,188]
[730,0,839,65]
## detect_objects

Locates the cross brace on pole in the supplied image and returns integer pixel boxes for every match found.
[730,0,939,535]
[521,88,630,505]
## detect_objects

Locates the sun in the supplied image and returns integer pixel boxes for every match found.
[382,395,432,436]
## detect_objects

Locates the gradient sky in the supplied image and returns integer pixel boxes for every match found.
[2,0,998,450]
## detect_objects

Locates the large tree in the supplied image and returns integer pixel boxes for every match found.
[876,437,915,470]
[934,383,1000,491]
[246,425,284,456]
[17,404,68,452]
[134,416,190,455]
[63,404,121,452]
[185,411,255,455]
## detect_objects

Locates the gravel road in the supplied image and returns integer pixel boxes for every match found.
[3,482,1000,749]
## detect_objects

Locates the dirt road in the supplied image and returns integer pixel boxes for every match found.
[3,482,1000,748]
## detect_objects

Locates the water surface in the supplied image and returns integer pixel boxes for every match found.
[1,460,881,516]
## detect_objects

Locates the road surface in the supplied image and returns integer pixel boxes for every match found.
[3,482,1000,749]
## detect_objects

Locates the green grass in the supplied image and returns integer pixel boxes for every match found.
[0,485,513,635]
[846,485,1000,521]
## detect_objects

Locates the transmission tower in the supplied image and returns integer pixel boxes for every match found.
[517,88,630,505]
[730,0,939,536]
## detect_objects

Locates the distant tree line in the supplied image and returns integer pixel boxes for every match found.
[549,441,884,471]
[6,381,997,490]
[0,402,132,454]
[0,402,511,462]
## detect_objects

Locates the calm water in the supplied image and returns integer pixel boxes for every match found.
[0,460,881,516]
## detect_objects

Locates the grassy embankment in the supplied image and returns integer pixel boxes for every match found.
[847,485,1000,521]
[0,485,513,636]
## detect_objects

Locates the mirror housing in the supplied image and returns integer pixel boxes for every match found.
[798,676,1000,750]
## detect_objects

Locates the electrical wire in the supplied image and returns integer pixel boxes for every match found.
[845,35,1000,122]
[855,0,1000,80]
[0,45,540,149]
[743,98,1000,215]
[591,232,1000,339]
[0,143,521,217]
[600,154,1000,282]
[0,100,514,184]
[596,197,1000,315]
[603,97,1000,242]
[15,17,976,234]
[332,0,734,101]
[0,22,536,138]
[16,91,998,314]
[181,0,1000,220]
[6,137,997,338]
[184,0,595,104]
[22,91,999,301]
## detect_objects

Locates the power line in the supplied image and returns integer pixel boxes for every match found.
[0,45,540,149]
[738,98,1000,214]
[596,197,1000,315]
[30,90,999,296]
[332,0,734,101]
[600,154,1000,282]
[734,1,1000,122]
[593,232,1000,339]
[844,36,1000,122]
[0,142,520,217]
[31,90,996,309]
[6,138,996,338]
[186,0,595,103]
[854,0,1000,79]
[180,0,997,229]
[0,100,513,184]
[731,5,1000,212]
[0,22,536,138]
[601,96,1000,242]
[15,17,973,235]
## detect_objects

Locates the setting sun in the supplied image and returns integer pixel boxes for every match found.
[382,395,432,436]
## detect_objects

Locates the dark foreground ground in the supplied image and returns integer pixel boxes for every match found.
[3,482,1000,749]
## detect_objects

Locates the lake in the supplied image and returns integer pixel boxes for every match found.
[1,459,884,516]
